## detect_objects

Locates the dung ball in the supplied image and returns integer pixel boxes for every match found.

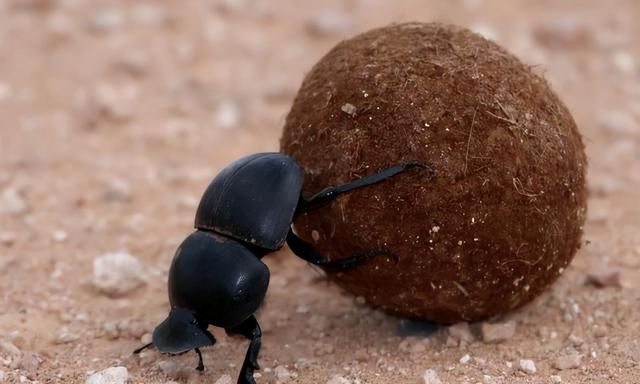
[280,22,587,323]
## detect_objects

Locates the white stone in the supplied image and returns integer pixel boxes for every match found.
[327,375,351,384]
[481,321,516,343]
[553,354,582,370]
[305,9,351,36]
[519,359,537,374]
[341,103,356,116]
[459,353,471,364]
[85,367,128,384]
[274,365,292,380]
[550,375,562,382]
[214,375,233,384]
[213,100,239,130]
[0,188,28,215]
[423,369,443,384]
[53,327,79,344]
[92,252,146,297]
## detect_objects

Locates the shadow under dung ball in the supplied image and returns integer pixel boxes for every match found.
[280,22,587,323]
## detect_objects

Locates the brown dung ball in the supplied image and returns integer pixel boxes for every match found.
[280,22,587,323]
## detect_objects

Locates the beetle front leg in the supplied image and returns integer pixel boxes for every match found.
[296,161,432,214]
[226,315,261,384]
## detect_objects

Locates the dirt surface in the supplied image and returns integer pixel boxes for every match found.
[1,1,639,383]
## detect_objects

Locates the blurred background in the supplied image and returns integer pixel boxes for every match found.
[1,0,638,383]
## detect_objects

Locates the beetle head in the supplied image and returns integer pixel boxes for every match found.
[151,307,215,355]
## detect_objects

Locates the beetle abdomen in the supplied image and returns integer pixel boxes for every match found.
[168,231,270,328]
[195,153,304,250]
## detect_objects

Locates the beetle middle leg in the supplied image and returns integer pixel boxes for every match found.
[225,315,261,384]
[286,230,398,269]
[296,161,432,214]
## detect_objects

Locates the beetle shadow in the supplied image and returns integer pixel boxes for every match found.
[394,318,443,337]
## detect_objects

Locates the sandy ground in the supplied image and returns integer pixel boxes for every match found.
[1,0,639,383]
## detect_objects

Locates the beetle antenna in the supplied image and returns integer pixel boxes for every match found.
[133,342,153,354]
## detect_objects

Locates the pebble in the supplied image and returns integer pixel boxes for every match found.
[274,365,293,380]
[103,179,132,203]
[519,359,537,374]
[586,269,621,288]
[480,321,516,343]
[305,9,351,37]
[88,9,125,33]
[447,322,474,344]
[0,232,16,246]
[0,188,29,215]
[91,251,146,297]
[214,375,233,384]
[459,353,471,365]
[0,369,5,381]
[53,327,79,344]
[553,354,582,370]
[52,230,68,243]
[116,50,150,77]
[327,375,351,384]
[213,100,239,130]
[17,352,40,374]
[550,375,562,382]
[423,369,443,384]
[157,360,183,379]
[85,366,128,384]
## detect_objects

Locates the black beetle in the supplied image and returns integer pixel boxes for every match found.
[134,152,428,384]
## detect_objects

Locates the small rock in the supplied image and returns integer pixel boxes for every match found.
[52,230,68,242]
[519,359,537,374]
[447,322,474,344]
[550,375,562,383]
[274,365,292,380]
[213,100,239,130]
[423,369,443,384]
[611,50,635,75]
[214,375,233,384]
[116,50,150,76]
[17,352,40,374]
[341,103,356,116]
[0,188,29,215]
[85,366,128,384]
[0,369,6,381]
[53,327,79,344]
[102,321,121,340]
[459,353,471,365]
[140,333,152,344]
[157,360,184,379]
[0,340,21,356]
[305,9,351,37]
[0,232,16,246]
[481,320,516,343]
[103,179,132,203]
[553,354,581,370]
[586,269,621,288]
[47,11,74,39]
[91,251,146,297]
[88,9,125,33]
[327,375,351,384]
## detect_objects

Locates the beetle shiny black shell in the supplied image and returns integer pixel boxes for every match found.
[195,153,303,250]
[168,231,270,328]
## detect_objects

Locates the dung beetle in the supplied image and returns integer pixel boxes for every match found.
[134,152,428,384]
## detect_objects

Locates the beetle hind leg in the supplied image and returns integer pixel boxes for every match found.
[286,230,398,270]
[226,315,261,384]
[195,348,204,371]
